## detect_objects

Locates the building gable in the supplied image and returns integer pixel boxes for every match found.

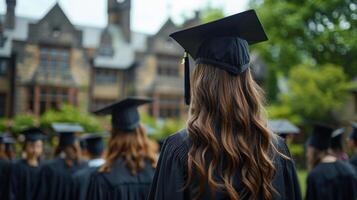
[27,3,82,47]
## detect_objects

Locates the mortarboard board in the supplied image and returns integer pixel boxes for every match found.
[93,97,153,132]
[170,9,268,105]
[268,119,300,138]
[51,123,84,147]
[81,134,105,156]
[331,128,345,149]
[307,123,334,150]
[349,122,357,141]
[21,127,47,142]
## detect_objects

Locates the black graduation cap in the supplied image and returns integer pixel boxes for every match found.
[51,123,84,147]
[169,9,268,105]
[81,134,105,156]
[349,122,357,141]
[268,119,300,138]
[93,97,153,132]
[21,127,47,142]
[331,128,345,149]
[307,123,334,150]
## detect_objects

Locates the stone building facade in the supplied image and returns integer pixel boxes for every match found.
[0,0,271,120]
[0,0,198,119]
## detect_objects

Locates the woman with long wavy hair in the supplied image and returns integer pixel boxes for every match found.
[87,97,158,200]
[148,10,301,200]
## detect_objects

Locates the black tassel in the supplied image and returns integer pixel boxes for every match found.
[183,52,191,105]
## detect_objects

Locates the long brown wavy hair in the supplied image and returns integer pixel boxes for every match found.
[186,64,280,200]
[99,123,158,175]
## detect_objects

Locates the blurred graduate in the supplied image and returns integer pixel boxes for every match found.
[306,124,357,200]
[32,123,88,200]
[9,128,46,200]
[87,97,158,200]
[72,134,105,200]
[331,127,348,161]
[148,10,301,200]
[348,123,357,172]
[0,134,12,200]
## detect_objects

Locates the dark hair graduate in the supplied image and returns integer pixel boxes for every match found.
[99,124,158,175]
[185,64,281,200]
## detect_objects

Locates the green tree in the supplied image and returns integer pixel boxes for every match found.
[274,63,354,123]
[40,104,102,133]
[201,7,224,23]
[12,114,37,135]
[250,0,357,100]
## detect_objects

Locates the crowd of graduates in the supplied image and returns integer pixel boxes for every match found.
[0,9,356,200]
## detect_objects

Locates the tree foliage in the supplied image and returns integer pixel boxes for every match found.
[11,114,37,135]
[271,63,354,123]
[250,0,357,100]
[40,104,102,133]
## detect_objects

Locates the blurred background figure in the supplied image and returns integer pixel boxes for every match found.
[87,97,158,200]
[348,123,357,172]
[0,134,11,200]
[331,127,348,161]
[306,124,357,200]
[10,127,46,200]
[32,123,87,200]
[72,134,105,200]
[4,135,16,161]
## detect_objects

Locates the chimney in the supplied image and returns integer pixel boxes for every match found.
[5,0,16,30]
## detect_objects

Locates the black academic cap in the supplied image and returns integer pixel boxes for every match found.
[82,134,105,156]
[3,136,15,144]
[331,128,345,149]
[349,122,357,141]
[52,123,84,147]
[170,9,268,105]
[94,97,152,132]
[268,119,300,136]
[21,127,47,142]
[307,123,334,150]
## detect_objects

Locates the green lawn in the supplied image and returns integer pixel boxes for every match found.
[297,169,307,197]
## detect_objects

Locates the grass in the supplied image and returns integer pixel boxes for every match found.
[297,169,307,197]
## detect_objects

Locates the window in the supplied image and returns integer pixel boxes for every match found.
[158,95,181,118]
[157,56,179,77]
[0,93,6,117]
[0,60,8,76]
[39,47,70,72]
[29,86,73,114]
[95,68,118,84]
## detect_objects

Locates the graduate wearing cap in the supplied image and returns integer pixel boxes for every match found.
[4,135,16,161]
[148,9,301,200]
[0,134,11,200]
[86,97,158,200]
[331,128,349,161]
[348,123,357,172]
[72,134,105,200]
[9,128,46,200]
[32,123,88,200]
[306,124,357,200]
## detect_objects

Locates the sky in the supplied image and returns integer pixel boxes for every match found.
[0,0,248,34]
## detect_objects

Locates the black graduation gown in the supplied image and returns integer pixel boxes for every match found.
[306,161,357,200]
[0,159,11,200]
[32,158,88,200]
[86,158,155,200]
[72,166,99,200]
[148,129,302,200]
[9,159,42,200]
[349,154,357,172]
